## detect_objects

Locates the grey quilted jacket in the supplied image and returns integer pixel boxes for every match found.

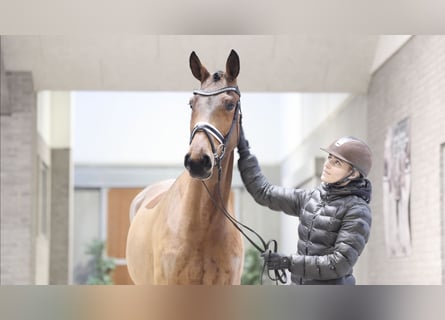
[238,154,372,285]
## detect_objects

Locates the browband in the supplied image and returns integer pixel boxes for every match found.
[193,86,241,97]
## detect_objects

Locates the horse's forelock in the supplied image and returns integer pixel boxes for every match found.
[213,71,223,82]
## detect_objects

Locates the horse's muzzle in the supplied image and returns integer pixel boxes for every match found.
[184,153,213,180]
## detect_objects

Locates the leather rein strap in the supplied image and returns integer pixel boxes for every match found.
[191,86,287,285]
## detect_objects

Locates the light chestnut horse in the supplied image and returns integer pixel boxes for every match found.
[126,50,244,284]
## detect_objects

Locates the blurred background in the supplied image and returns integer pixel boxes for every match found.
[1,35,444,285]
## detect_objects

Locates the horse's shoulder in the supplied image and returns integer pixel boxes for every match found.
[129,179,176,222]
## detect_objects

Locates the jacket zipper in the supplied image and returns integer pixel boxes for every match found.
[305,198,326,255]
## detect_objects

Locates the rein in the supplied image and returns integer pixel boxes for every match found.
[190,86,287,285]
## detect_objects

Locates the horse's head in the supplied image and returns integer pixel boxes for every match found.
[184,50,241,180]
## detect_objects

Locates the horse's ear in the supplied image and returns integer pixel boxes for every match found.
[190,51,210,82]
[226,49,240,81]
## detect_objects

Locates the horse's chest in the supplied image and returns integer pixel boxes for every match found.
[159,243,237,284]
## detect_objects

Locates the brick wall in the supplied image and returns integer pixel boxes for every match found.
[367,36,445,284]
[1,55,72,284]
[0,70,37,284]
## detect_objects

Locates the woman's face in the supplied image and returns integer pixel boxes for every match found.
[321,154,354,184]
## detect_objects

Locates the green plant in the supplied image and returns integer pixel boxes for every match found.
[241,246,263,285]
[85,239,116,285]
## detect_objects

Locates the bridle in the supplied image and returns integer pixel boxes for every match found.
[189,86,241,180]
[189,86,287,285]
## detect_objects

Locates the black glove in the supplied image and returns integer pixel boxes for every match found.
[261,251,291,271]
[237,124,251,159]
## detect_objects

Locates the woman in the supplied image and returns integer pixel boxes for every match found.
[237,127,372,285]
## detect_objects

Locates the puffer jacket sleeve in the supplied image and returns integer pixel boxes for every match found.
[289,203,372,280]
[238,154,305,217]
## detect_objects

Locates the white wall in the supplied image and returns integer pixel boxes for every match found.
[37,91,51,145]
[281,93,349,158]
[37,91,71,148]
[370,35,412,74]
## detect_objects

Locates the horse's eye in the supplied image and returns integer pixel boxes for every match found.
[189,102,193,109]
[226,103,235,111]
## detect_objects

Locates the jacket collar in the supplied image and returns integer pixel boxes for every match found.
[321,178,372,203]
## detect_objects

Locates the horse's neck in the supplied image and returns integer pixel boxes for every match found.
[174,151,234,224]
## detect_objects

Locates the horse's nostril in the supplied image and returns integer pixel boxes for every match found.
[184,154,191,169]
[202,155,212,170]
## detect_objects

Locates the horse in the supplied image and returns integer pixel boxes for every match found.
[126,50,244,284]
